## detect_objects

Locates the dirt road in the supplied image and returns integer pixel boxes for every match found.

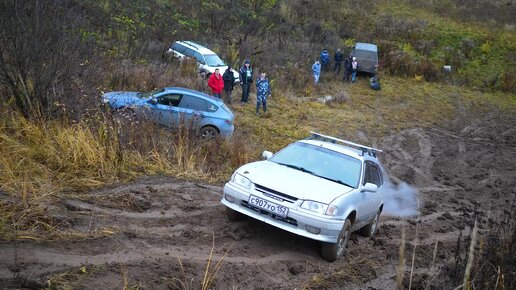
[1,113,514,289]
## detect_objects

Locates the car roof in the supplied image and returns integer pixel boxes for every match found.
[163,87,223,103]
[174,41,215,55]
[298,139,379,162]
[354,42,378,52]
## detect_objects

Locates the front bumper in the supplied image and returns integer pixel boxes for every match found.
[221,182,343,243]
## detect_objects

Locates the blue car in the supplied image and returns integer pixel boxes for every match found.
[102,87,234,138]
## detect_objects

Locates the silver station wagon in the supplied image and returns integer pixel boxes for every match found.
[221,132,384,262]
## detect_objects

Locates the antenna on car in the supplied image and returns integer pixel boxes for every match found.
[308,131,382,157]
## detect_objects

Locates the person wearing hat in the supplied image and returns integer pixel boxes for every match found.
[222,66,235,104]
[239,60,253,104]
[351,57,358,83]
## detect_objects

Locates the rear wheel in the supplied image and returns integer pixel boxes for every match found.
[321,218,352,262]
[199,125,219,139]
[359,209,380,237]
[225,207,245,221]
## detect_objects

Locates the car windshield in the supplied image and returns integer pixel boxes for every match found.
[268,142,362,188]
[137,88,165,99]
[205,54,226,67]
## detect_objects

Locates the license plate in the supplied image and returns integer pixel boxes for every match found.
[248,195,289,218]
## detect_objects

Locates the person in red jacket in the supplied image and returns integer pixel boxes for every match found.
[208,68,224,98]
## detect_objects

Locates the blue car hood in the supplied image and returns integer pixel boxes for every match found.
[103,91,140,101]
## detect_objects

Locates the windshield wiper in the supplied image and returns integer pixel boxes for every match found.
[316,175,353,187]
[277,163,314,174]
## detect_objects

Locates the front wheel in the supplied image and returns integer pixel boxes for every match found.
[321,218,352,262]
[199,125,219,139]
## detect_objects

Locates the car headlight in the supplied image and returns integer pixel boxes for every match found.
[101,96,110,104]
[300,200,339,216]
[232,173,252,190]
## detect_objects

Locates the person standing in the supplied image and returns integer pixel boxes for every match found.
[351,57,358,82]
[255,72,271,115]
[222,66,235,104]
[312,60,321,84]
[320,48,330,72]
[343,54,352,82]
[239,60,253,104]
[208,68,224,98]
[333,48,344,75]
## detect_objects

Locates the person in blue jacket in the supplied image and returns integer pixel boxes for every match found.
[312,60,321,84]
[320,48,330,71]
[255,72,271,115]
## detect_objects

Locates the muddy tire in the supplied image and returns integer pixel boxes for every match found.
[359,209,381,237]
[225,207,245,221]
[199,125,219,139]
[321,218,352,262]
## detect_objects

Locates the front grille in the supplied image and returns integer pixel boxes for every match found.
[241,201,298,226]
[255,184,298,203]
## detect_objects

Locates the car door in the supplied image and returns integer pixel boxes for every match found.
[356,161,383,226]
[177,94,210,129]
[147,93,182,128]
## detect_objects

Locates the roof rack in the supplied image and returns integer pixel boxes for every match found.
[308,131,382,157]
[183,41,201,50]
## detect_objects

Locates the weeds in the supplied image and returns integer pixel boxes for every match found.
[301,256,380,289]
[168,234,232,290]
[429,201,515,289]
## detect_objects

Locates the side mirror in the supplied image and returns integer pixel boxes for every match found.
[148,98,158,105]
[361,182,378,193]
[261,151,273,160]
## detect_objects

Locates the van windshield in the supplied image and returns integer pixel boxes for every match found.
[205,54,226,67]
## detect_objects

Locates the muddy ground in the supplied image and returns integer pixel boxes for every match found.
[1,111,515,290]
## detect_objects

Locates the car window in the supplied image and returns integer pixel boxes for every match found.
[171,43,185,53]
[204,54,226,67]
[364,162,381,187]
[157,94,182,107]
[182,47,195,58]
[179,95,208,111]
[206,101,218,112]
[193,51,205,64]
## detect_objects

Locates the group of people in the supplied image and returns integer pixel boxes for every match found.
[207,60,271,115]
[207,49,379,115]
[312,48,358,84]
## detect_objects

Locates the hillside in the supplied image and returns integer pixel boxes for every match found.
[0,0,515,289]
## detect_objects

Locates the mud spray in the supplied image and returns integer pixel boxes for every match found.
[382,179,420,217]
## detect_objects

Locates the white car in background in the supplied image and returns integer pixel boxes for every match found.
[167,40,240,82]
[221,132,385,262]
